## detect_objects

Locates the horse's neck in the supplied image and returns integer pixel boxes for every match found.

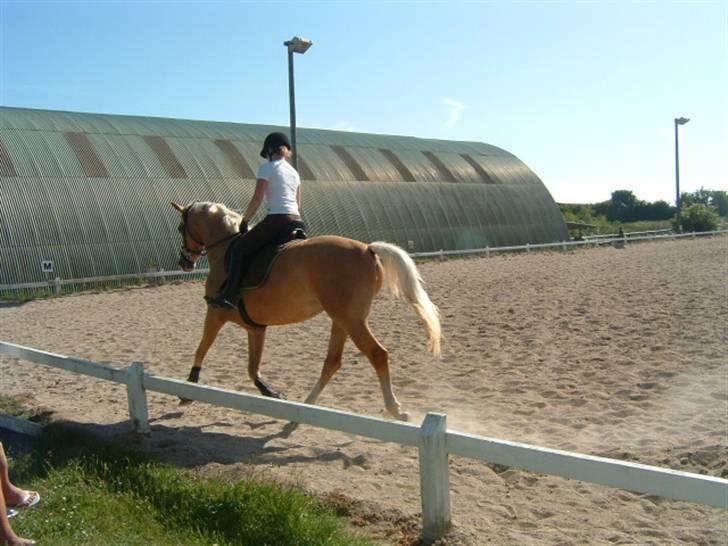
[203,233,234,297]
[200,214,238,296]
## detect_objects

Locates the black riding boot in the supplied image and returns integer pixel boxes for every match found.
[208,244,247,309]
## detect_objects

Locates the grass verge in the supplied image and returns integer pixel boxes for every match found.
[5,423,375,546]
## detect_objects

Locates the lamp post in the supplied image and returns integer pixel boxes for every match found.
[284,36,313,171]
[674,116,690,231]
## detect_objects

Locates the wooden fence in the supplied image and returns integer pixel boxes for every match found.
[1,340,726,542]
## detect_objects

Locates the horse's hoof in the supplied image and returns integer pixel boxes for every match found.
[179,397,194,406]
[282,422,299,435]
[396,411,410,422]
[271,391,287,400]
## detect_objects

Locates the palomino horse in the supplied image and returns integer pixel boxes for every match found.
[172,201,441,420]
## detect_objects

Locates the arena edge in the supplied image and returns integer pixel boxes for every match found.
[1,340,726,543]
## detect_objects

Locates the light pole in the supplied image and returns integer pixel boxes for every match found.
[284,36,313,171]
[674,116,690,231]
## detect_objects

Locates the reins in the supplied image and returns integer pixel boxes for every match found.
[189,231,241,257]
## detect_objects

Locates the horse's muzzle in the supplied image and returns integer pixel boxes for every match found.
[178,251,196,272]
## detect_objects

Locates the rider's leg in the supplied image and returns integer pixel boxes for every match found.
[208,237,246,308]
[215,238,247,308]
[208,215,293,309]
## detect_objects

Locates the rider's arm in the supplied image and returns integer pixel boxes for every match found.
[242,179,268,223]
[296,185,301,210]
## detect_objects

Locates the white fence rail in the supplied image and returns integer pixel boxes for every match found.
[583,228,673,240]
[2,230,726,295]
[1,340,726,541]
[410,229,727,260]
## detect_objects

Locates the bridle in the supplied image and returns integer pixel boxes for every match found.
[178,203,240,269]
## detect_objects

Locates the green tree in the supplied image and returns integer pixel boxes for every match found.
[611,190,639,208]
[708,190,728,217]
[681,188,728,217]
[681,187,711,207]
[591,190,642,221]
[679,203,719,232]
[645,200,674,220]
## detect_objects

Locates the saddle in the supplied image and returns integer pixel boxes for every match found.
[225,225,307,290]
[222,225,307,327]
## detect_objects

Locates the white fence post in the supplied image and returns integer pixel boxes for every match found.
[126,361,150,434]
[51,277,62,294]
[419,412,451,542]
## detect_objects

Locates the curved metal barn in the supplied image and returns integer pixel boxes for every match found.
[0,106,567,288]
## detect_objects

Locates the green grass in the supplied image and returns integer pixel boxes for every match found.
[6,424,375,546]
[618,220,673,233]
[0,398,53,425]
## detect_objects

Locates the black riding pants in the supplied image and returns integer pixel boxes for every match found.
[221,214,304,296]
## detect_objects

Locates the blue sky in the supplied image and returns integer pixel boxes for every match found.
[1,0,726,204]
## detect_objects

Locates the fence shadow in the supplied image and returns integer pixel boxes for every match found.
[48,417,368,471]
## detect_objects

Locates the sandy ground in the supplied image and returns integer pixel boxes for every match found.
[1,237,726,545]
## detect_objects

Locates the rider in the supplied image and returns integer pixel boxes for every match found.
[209,131,306,309]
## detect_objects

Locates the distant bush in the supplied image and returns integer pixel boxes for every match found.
[679,204,720,232]
[681,188,728,217]
[559,187,726,237]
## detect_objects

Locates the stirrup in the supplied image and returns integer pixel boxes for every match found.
[205,295,236,309]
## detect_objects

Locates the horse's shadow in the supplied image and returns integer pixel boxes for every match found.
[65,414,367,470]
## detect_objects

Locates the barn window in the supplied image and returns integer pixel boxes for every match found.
[330,145,369,181]
[0,139,17,177]
[422,151,457,183]
[64,132,109,178]
[460,154,497,184]
[379,149,415,182]
[143,135,187,178]
[297,155,316,180]
[214,139,255,178]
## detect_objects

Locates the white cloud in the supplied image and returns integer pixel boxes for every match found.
[332,120,357,132]
[443,98,465,128]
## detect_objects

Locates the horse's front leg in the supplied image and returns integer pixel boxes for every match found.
[180,307,226,405]
[248,327,285,399]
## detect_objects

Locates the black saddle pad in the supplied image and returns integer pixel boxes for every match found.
[234,227,308,290]
[240,242,290,289]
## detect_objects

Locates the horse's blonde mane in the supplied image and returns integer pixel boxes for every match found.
[191,201,242,231]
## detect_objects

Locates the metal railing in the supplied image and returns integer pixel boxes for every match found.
[1,340,726,542]
[410,229,727,260]
[583,228,673,240]
[2,229,726,300]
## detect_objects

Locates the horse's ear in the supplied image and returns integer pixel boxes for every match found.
[171,202,185,212]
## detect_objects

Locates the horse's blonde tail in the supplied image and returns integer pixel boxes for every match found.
[369,241,441,357]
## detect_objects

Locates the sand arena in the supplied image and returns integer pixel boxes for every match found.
[1,237,726,545]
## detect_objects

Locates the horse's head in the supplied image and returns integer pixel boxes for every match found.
[172,201,242,271]
[172,202,206,271]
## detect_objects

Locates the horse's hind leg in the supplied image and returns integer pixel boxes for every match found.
[304,322,348,406]
[346,320,408,421]
[180,308,226,405]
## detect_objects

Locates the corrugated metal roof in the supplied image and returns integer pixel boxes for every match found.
[0,106,567,288]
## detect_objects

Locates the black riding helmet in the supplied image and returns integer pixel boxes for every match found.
[260,131,291,158]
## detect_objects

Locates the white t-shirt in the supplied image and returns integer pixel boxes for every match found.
[256,159,301,215]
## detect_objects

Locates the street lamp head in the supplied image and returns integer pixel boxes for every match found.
[284,36,313,54]
[675,117,690,125]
